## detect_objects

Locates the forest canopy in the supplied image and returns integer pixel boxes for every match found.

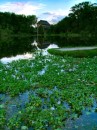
[0,12,37,37]
[50,2,97,36]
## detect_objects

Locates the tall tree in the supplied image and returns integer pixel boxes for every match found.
[53,2,97,35]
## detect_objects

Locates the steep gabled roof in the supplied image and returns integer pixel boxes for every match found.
[37,20,50,26]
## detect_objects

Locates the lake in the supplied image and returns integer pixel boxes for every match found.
[0,36,97,63]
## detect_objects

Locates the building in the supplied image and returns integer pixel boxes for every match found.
[37,20,50,29]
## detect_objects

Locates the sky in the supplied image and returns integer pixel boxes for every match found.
[0,0,96,24]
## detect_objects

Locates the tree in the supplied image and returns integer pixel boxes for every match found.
[0,12,37,35]
[54,1,97,35]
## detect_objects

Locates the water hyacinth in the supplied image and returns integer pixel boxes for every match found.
[0,54,97,129]
[21,126,28,130]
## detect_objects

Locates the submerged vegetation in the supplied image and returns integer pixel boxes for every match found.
[0,53,97,129]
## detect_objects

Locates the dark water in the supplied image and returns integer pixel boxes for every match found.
[0,36,97,59]
[0,36,36,59]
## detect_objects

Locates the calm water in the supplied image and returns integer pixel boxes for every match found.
[0,36,97,63]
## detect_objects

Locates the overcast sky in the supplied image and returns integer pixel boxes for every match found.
[0,0,96,24]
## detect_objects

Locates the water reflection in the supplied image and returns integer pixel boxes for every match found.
[65,112,97,130]
[48,36,97,47]
[1,53,33,64]
[0,36,36,58]
[36,36,50,49]
[32,40,59,56]
[32,39,58,50]
[0,36,97,63]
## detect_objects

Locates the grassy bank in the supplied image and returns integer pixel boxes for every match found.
[48,48,97,58]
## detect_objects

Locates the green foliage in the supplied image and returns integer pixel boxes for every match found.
[0,12,37,36]
[0,105,6,129]
[1,53,97,129]
[51,2,97,35]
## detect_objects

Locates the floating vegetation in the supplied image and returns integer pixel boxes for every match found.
[0,53,97,129]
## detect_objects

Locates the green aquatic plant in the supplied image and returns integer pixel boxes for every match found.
[0,105,6,129]
[0,54,97,129]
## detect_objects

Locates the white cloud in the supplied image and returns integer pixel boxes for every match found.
[0,1,69,24]
[40,9,70,24]
[0,2,45,15]
[40,0,97,24]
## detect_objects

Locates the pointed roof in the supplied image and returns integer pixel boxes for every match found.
[37,20,50,26]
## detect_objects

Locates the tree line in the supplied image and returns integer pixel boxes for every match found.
[0,12,36,37]
[0,2,97,37]
[49,2,97,36]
